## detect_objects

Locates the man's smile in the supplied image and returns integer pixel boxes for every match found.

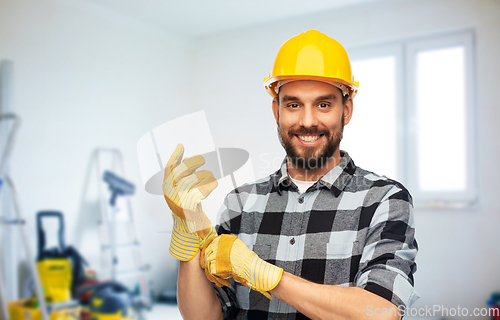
[295,134,323,146]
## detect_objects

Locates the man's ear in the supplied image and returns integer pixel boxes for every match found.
[343,97,353,125]
[272,97,279,124]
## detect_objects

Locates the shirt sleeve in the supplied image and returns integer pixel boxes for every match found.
[355,184,420,310]
[213,194,241,318]
[215,188,245,235]
[213,284,239,320]
[215,194,232,235]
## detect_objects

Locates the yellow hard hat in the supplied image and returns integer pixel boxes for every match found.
[264,30,359,98]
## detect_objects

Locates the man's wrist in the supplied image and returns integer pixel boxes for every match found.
[169,221,202,261]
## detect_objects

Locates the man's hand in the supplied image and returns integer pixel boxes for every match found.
[163,144,218,261]
[200,234,283,299]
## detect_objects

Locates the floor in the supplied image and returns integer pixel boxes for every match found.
[146,304,183,320]
[145,304,442,320]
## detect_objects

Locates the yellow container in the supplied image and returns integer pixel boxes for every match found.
[36,259,72,304]
[8,299,80,320]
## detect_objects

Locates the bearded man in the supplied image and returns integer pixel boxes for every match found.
[165,30,419,320]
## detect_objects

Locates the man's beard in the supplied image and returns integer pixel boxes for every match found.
[277,116,344,170]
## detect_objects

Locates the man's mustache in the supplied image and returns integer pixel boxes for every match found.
[288,128,330,137]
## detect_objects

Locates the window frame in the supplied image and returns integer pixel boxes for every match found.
[346,30,478,209]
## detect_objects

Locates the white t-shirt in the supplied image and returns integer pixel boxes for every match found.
[290,176,317,194]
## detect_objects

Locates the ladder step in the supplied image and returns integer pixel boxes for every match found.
[0,217,25,225]
[98,220,133,225]
[101,242,140,250]
[47,300,80,313]
[116,265,150,277]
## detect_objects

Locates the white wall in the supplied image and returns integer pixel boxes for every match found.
[192,0,500,318]
[0,0,193,295]
[2,0,500,317]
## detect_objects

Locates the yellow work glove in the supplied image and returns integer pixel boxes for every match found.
[201,234,283,299]
[163,144,218,261]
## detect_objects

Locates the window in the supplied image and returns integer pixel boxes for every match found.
[343,31,477,208]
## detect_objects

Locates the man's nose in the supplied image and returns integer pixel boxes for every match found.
[298,106,319,128]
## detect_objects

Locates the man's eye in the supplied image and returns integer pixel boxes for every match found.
[318,103,329,108]
[288,103,300,108]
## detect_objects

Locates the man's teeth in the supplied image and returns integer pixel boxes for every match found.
[298,135,320,142]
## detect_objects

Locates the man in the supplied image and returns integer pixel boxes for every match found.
[163,30,419,319]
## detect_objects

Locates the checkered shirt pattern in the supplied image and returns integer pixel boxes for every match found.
[214,151,419,320]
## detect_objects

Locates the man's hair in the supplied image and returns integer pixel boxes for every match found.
[276,87,349,106]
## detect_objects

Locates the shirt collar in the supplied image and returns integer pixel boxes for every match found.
[273,151,356,196]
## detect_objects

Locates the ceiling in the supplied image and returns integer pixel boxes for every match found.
[79,0,386,38]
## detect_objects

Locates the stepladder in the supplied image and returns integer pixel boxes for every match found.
[90,148,151,312]
[0,113,50,320]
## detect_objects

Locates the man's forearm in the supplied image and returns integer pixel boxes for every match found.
[177,251,223,320]
[270,271,400,320]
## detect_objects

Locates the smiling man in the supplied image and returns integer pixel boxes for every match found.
[171,30,419,320]
[274,80,349,182]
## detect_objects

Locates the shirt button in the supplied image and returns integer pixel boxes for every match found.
[290,238,295,245]
[298,197,304,204]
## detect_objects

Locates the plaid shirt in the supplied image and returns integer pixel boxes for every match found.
[215,151,419,320]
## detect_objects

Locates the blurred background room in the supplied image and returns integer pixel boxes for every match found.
[1,0,500,319]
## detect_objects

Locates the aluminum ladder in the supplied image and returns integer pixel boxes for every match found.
[0,113,49,320]
[92,148,151,314]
